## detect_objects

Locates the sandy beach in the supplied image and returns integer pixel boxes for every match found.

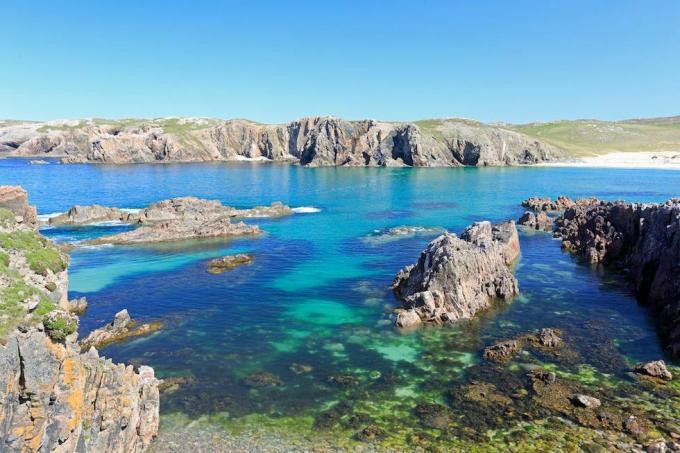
[541,151,680,170]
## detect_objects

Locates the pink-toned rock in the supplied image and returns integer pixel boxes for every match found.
[0,185,37,228]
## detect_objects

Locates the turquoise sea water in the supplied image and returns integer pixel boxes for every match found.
[2,158,679,449]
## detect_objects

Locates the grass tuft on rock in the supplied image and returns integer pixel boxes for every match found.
[0,230,66,276]
[43,311,77,342]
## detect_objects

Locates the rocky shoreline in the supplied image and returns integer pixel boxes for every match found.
[0,117,562,167]
[0,186,159,452]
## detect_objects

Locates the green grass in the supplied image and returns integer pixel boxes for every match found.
[43,311,77,341]
[509,117,680,156]
[0,267,55,338]
[0,230,66,276]
[0,208,16,228]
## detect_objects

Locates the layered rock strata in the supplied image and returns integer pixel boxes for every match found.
[0,117,563,167]
[392,221,520,328]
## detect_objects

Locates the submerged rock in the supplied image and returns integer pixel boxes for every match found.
[243,371,282,388]
[553,198,680,356]
[392,220,520,327]
[207,254,253,274]
[356,424,386,442]
[414,403,453,430]
[361,225,445,244]
[634,360,673,381]
[483,339,522,362]
[80,309,161,350]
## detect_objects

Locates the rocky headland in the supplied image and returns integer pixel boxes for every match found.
[0,117,563,167]
[0,186,159,452]
[550,198,680,356]
[392,220,520,328]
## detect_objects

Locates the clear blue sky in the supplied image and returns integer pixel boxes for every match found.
[2,0,679,123]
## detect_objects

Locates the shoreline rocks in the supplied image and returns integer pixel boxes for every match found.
[633,360,673,381]
[0,186,159,452]
[483,328,563,362]
[552,198,680,356]
[80,309,162,350]
[0,185,37,229]
[392,220,520,328]
[207,254,253,274]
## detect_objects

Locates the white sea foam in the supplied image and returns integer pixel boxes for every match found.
[37,212,63,222]
[120,208,141,214]
[292,206,322,214]
[233,155,272,162]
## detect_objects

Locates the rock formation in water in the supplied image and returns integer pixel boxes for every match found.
[0,186,159,452]
[0,117,563,167]
[48,197,292,226]
[553,198,680,357]
[55,197,294,244]
[207,254,253,274]
[80,309,161,351]
[518,211,553,231]
[392,220,520,328]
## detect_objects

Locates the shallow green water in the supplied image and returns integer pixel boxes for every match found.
[2,158,679,450]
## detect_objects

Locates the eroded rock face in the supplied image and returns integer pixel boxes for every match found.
[553,198,680,357]
[392,221,520,327]
[0,117,563,167]
[0,185,37,228]
[0,187,159,452]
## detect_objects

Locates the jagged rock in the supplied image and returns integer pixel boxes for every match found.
[80,309,161,350]
[66,296,88,314]
[522,196,598,212]
[634,360,673,381]
[48,204,126,225]
[518,210,553,231]
[207,254,253,274]
[0,117,563,167]
[570,394,602,409]
[0,185,37,228]
[0,189,159,452]
[392,221,520,327]
[531,328,564,348]
[553,199,680,356]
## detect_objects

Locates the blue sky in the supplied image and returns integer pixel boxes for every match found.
[2,0,679,123]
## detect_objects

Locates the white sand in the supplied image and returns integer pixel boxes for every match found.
[540,151,680,170]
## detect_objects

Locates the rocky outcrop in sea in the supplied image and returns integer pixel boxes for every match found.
[553,198,680,356]
[0,186,159,452]
[0,117,563,167]
[392,220,520,328]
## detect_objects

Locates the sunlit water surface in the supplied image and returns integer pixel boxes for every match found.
[2,158,679,450]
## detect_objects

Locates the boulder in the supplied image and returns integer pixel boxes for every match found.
[48,204,125,225]
[634,360,673,381]
[570,394,601,409]
[0,185,37,228]
[518,210,553,231]
[392,221,520,326]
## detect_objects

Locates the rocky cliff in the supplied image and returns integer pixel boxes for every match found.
[0,117,562,167]
[0,186,159,452]
[392,221,520,328]
[554,199,680,357]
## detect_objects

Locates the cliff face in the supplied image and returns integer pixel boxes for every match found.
[554,199,680,356]
[0,186,159,452]
[0,117,562,166]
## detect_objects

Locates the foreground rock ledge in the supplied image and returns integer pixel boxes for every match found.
[553,198,680,357]
[392,220,520,328]
[0,186,159,452]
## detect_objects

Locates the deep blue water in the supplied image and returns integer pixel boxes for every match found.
[2,157,679,446]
